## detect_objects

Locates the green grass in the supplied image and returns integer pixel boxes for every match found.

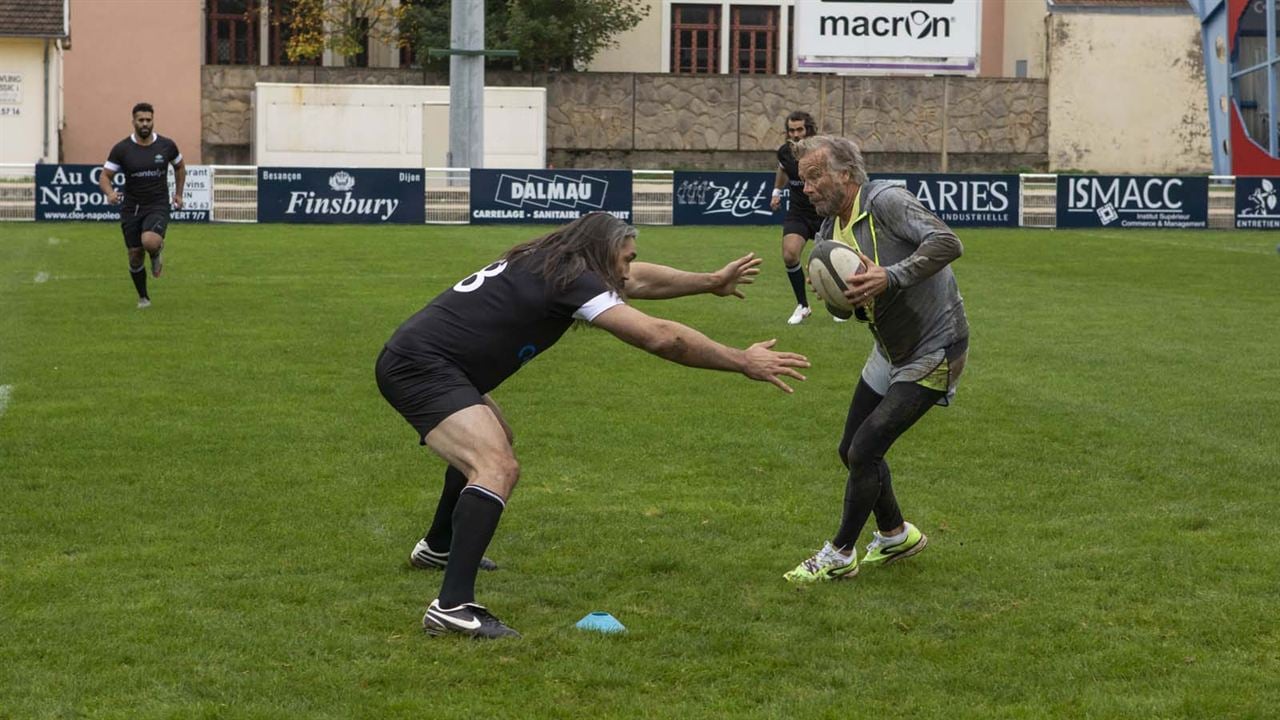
[2,222,1278,719]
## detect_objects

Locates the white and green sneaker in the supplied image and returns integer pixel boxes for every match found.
[862,522,928,567]
[783,541,859,584]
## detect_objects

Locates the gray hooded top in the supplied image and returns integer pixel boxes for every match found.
[817,180,969,366]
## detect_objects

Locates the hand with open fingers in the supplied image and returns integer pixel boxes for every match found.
[710,252,763,298]
[845,249,888,308]
[742,339,810,393]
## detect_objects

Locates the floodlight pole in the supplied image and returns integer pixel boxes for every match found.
[449,0,484,170]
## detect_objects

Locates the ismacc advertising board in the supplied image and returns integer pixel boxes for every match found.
[1055,175,1209,229]
[257,167,425,224]
[35,163,212,222]
[469,169,632,224]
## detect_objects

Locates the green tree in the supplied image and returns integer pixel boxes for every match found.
[398,0,648,72]
[284,0,400,66]
[505,0,649,71]
[398,0,511,71]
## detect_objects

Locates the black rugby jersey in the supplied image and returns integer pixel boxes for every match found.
[777,142,818,218]
[385,253,624,394]
[104,134,183,210]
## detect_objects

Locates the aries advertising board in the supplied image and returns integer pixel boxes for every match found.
[35,163,212,222]
[870,173,1019,227]
[1055,175,1209,229]
[257,167,424,224]
[672,171,785,225]
[469,169,632,224]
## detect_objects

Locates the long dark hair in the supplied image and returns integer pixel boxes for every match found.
[504,212,635,297]
[786,110,816,137]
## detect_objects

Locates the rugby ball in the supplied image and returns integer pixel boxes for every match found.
[807,240,863,320]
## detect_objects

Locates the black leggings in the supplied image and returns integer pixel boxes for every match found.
[832,378,945,550]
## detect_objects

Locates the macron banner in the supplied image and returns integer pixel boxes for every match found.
[35,163,211,222]
[869,173,1020,227]
[257,167,424,224]
[1056,175,1208,229]
[1234,177,1280,230]
[469,169,632,224]
[672,171,785,225]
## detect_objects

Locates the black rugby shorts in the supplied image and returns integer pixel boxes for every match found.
[782,212,823,241]
[375,347,485,443]
[121,207,170,249]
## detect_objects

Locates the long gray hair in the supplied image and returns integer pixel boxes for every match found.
[504,212,635,297]
[794,135,869,186]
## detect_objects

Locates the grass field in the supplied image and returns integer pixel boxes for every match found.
[2,221,1278,719]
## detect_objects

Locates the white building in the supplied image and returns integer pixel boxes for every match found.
[0,0,68,164]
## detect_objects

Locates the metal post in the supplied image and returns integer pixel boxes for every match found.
[1267,0,1278,156]
[449,0,484,169]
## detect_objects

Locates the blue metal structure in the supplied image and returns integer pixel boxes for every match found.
[1191,0,1280,174]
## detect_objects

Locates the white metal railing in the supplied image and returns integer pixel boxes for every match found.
[0,166,1255,230]
[1020,173,1058,229]
[0,163,35,222]
[211,165,256,223]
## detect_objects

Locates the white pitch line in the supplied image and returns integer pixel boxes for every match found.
[34,271,49,283]
[47,237,62,245]
[0,385,11,419]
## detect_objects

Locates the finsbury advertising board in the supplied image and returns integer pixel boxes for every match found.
[469,169,632,224]
[1055,175,1208,229]
[869,173,1019,227]
[672,171,785,225]
[257,167,425,224]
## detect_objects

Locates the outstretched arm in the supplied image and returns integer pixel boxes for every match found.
[625,252,762,300]
[591,304,808,393]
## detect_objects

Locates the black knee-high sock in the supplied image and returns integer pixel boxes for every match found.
[785,264,808,306]
[424,465,468,551]
[129,264,148,299]
[438,486,504,608]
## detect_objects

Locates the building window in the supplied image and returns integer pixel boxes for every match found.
[207,0,258,65]
[787,5,794,74]
[730,5,777,74]
[672,4,721,74]
[268,0,319,66]
[350,16,372,67]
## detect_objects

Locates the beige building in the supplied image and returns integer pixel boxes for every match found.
[10,0,1210,173]
[0,0,67,164]
[1046,1,1210,173]
[589,0,1050,78]
[61,0,204,165]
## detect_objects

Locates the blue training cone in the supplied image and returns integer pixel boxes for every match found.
[575,611,626,634]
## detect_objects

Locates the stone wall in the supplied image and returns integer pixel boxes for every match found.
[203,66,1050,171]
